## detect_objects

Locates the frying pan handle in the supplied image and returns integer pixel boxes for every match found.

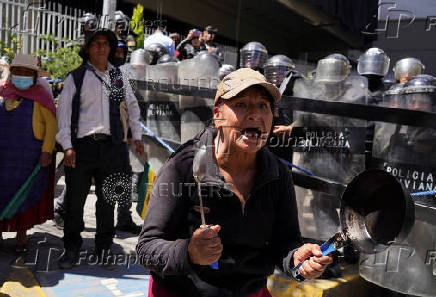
[200,225,219,270]
[291,240,336,280]
[210,261,219,270]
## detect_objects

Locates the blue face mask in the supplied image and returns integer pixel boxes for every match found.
[11,75,34,90]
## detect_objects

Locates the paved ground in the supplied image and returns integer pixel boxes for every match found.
[0,187,148,297]
[0,151,150,297]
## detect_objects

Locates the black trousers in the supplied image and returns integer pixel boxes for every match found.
[63,138,131,252]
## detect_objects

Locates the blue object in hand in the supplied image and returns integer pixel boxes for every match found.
[201,224,219,270]
[291,232,346,280]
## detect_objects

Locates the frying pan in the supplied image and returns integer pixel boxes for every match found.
[292,169,415,279]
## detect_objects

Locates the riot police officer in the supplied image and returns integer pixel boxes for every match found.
[157,54,178,64]
[78,13,98,44]
[145,43,169,65]
[292,53,367,250]
[239,41,268,73]
[264,55,299,161]
[357,47,391,104]
[363,75,436,297]
[218,64,236,80]
[114,10,130,40]
[264,55,296,88]
[393,57,425,84]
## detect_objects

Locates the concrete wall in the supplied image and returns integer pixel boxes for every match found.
[372,0,436,75]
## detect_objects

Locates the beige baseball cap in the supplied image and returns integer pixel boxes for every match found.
[214,68,281,105]
[1,54,51,77]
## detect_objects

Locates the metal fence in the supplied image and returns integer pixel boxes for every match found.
[0,0,85,55]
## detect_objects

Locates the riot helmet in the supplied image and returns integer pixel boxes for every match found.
[115,10,130,39]
[383,83,404,108]
[400,75,436,112]
[219,64,236,80]
[195,50,219,63]
[130,49,152,66]
[157,54,178,64]
[79,13,98,40]
[358,47,390,77]
[264,54,296,86]
[239,41,268,70]
[193,51,220,74]
[315,53,351,83]
[145,43,169,65]
[128,49,150,81]
[393,58,425,83]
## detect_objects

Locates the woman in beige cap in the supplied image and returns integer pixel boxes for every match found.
[137,68,332,297]
[0,54,57,252]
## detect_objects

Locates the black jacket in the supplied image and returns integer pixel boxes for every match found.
[136,127,303,297]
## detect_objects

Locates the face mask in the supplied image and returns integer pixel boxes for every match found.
[11,75,34,90]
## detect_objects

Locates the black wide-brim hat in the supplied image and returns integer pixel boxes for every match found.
[79,29,118,64]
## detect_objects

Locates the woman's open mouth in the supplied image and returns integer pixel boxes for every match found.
[240,127,262,142]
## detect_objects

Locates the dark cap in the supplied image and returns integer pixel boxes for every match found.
[205,25,218,34]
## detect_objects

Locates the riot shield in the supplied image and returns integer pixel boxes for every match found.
[291,74,368,240]
[363,90,436,296]
[121,63,146,81]
[143,63,180,170]
[178,53,220,143]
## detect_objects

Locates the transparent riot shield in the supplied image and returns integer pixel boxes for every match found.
[178,53,220,143]
[291,74,368,240]
[146,63,180,142]
[121,63,146,81]
[121,64,147,110]
[141,63,180,170]
[362,93,436,296]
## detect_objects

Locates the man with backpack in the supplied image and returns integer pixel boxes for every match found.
[56,29,144,268]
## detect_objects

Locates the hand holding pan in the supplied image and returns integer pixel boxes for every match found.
[292,169,415,280]
[193,145,219,270]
